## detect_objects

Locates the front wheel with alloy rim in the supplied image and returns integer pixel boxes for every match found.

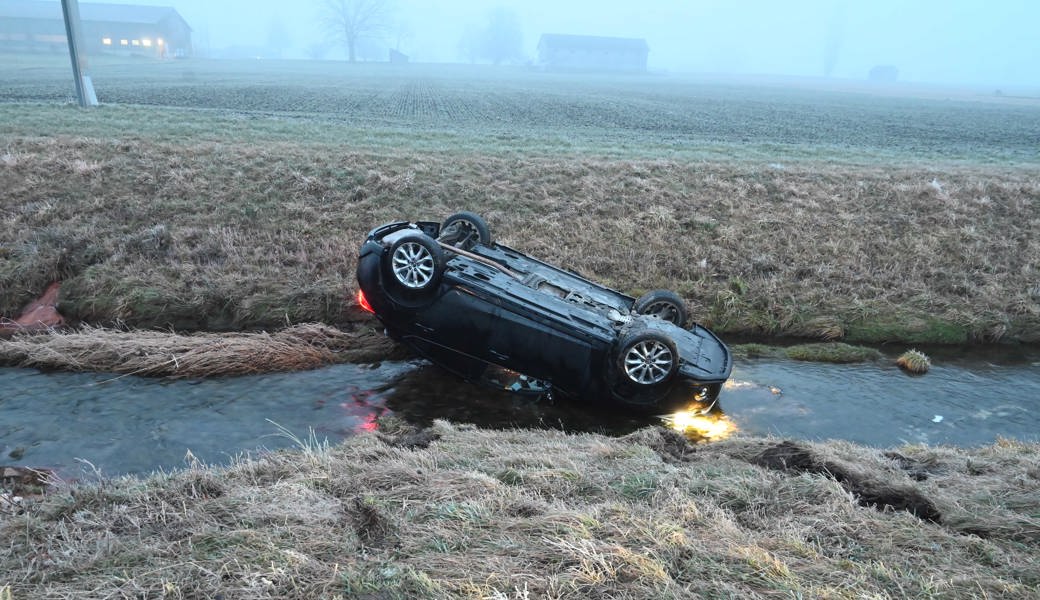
[386,233,445,292]
[616,329,679,386]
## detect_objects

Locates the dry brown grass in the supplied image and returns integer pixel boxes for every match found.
[897,349,933,374]
[1,423,1037,598]
[2,135,1037,346]
[0,323,396,377]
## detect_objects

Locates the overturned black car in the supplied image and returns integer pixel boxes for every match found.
[356,212,732,412]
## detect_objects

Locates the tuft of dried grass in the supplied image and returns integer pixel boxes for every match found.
[0,323,395,377]
[896,349,932,374]
[792,316,845,341]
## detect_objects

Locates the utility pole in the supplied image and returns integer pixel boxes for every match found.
[61,0,98,107]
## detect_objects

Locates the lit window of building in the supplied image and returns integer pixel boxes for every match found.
[102,37,112,45]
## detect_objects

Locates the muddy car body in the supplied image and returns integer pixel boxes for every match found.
[356,213,732,411]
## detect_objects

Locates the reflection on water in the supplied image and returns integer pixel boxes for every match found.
[2,344,1038,477]
[664,406,738,441]
[0,363,417,477]
[377,363,659,435]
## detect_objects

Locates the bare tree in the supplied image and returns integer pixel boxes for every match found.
[320,0,394,62]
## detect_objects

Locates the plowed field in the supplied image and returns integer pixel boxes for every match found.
[3,56,1039,163]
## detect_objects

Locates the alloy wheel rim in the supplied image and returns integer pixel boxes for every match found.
[623,340,673,384]
[392,242,435,289]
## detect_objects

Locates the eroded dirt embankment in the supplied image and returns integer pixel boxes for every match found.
[0,281,63,338]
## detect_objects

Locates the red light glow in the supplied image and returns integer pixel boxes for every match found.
[357,289,375,314]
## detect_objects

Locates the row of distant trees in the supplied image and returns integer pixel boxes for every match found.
[315,0,523,63]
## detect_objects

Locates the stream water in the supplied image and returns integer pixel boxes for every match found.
[2,345,1038,478]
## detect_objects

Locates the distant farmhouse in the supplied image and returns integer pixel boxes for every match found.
[0,1,192,58]
[537,34,648,72]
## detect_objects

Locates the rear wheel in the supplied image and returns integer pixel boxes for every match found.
[385,233,445,294]
[634,290,687,327]
[439,211,491,250]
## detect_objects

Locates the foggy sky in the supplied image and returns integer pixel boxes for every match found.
[90,0,1040,87]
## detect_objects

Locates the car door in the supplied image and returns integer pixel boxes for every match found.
[484,304,596,394]
[402,284,496,357]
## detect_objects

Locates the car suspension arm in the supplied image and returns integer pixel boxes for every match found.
[436,242,524,281]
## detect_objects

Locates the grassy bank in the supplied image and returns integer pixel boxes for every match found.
[3,61,1039,345]
[1,115,1037,344]
[2,422,1038,598]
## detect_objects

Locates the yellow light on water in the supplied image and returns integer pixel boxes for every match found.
[665,409,737,441]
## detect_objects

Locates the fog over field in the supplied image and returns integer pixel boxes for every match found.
[89,0,1039,87]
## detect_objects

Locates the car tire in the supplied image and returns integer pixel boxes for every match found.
[439,211,491,250]
[633,289,687,327]
[616,328,679,386]
[385,232,445,294]
[610,328,680,410]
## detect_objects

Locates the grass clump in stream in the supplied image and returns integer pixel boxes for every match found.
[897,349,933,374]
[784,342,885,363]
[732,342,883,363]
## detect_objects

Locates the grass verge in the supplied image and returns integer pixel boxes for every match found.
[2,117,1037,346]
[2,422,1037,598]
